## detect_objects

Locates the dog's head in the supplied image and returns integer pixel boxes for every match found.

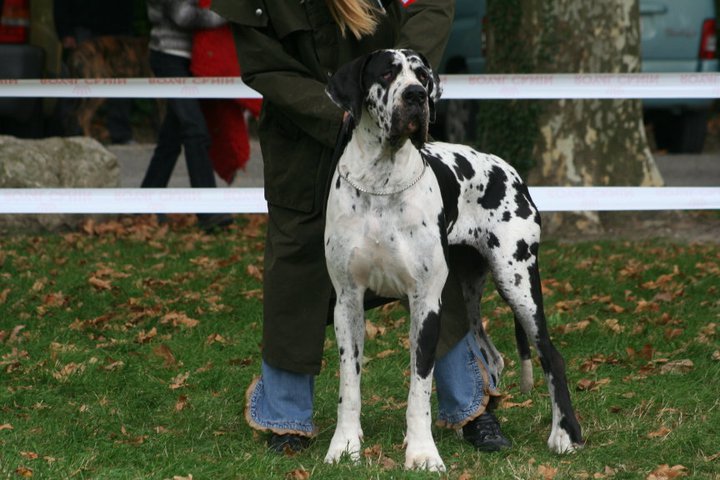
[327,49,442,148]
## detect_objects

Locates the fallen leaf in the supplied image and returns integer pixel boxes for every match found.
[0,423,13,431]
[19,452,38,460]
[170,372,190,390]
[577,378,610,392]
[175,395,190,412]
[136,327,157,344]
[647,426,672,439]
[365,320,386,340]
[162,312,199,329]
[285,468,310,480]
[246,264,263,282]
[88,276,112,291]
[659,359,693,375]
[713,350,720,361]
[604,319,624,334]
[172,476,193,480]
[0,288,10,304]
[206,333,227,345]
[501,398,533,409]
[53,362,85,382]
[15,466,33,478]
[153,344,177,368]
[375,349,396,359]
[646,464,687,480]
[538,464,558,480]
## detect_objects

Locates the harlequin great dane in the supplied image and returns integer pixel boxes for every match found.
[323,49,583,471]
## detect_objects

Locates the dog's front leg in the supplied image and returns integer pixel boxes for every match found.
[404,287,446,472]
[325,289,366,464]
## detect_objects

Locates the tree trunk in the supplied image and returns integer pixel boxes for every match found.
[483,0,663,233]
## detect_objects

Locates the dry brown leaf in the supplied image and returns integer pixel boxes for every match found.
[0,423,13,431]
[88,276,112,291]
[501,398,533,409]
[172,476,193,480]
[246,264,263,282]
[170,372,190,390]
[19,451,38,460]
[0,288,10,304]
[365,320,386,339]
[646,464,687,480]
[162,312,199,329]
[604,319,624,334]
[285,468,310,480]
[577,378,610,392]
[15,466,33,478]
[153,344,177,368]
[538,464,558,480]
[206,333,227,345]
[375,349,396,359]
[175,395,190,412]
[647,426,672,439]
[53,362,85,382]
[136,327,157,344]
[659,359,693,375]
[555,319,592,334]
[713,350,720,361]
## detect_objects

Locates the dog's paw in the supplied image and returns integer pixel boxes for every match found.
[547,427,582,454]
[324,433,362,465]
[404,442,445,472]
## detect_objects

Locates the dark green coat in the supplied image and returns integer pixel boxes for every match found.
[213,0,461,375]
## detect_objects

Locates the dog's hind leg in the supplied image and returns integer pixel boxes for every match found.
[448,245,505,386]
[514,316,534,393]
[325,287,366,464]
[487,228,583,453]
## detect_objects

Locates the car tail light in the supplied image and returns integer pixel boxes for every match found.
[0,0,30,44]
[699,18,716,60]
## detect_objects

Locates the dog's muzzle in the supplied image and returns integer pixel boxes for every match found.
[390,84,429,147]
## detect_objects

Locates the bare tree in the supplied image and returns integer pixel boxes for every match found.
[482,0,663,232]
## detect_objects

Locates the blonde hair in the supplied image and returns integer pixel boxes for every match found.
[326,0,382,39]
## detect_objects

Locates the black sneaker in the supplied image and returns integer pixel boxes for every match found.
[462,412,512,452]
[267,433,311,455]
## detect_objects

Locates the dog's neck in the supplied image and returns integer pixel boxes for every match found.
[337,113,424,194]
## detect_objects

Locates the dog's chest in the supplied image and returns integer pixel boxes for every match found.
[325,179,445,297]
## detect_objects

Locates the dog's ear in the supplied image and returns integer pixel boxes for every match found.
[413,51,443,123]
[326,53,372,120]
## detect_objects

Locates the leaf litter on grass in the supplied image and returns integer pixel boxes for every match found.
[1,219,719,478]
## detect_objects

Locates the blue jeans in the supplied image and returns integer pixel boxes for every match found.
[245,331,500,436]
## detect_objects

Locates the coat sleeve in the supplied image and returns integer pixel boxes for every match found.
[394,0,455,70]
[211,1,342,149]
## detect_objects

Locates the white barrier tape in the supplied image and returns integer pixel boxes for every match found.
[1,187,718,214]
[3,73,720,99]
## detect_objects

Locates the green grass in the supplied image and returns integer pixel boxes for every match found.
[1,215,719,479]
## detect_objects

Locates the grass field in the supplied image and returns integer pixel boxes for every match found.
[1,215,718,479]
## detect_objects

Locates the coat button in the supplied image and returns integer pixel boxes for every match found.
[255,8,263,16]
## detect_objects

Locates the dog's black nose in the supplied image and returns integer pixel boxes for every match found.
[403,85,427,105]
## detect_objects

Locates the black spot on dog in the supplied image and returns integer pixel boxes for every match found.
[356,362,361,375]
[479,166,507,209]
[502,211,512,222]
[515,273,522,286]
[452,153,475,180]
[514,239,531,262]
[424,150,460,232]
[338,396,343,404]
[487,232,500,249]
[416,309,441,379]
[513,183,533,219]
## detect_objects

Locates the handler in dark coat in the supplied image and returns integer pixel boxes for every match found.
[212,0,511,454]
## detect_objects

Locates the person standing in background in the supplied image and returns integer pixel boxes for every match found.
[141,0,233,232]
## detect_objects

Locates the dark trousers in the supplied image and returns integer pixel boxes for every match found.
[141,50,216,189]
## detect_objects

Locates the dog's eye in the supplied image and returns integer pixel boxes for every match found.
[416,70,429,85]
[382,71,395,82]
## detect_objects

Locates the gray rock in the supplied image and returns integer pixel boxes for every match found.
[0,136,119,232]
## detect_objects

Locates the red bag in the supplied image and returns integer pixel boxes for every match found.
[191,0,262,183]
